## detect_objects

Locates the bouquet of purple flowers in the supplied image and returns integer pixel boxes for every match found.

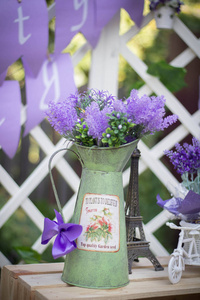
[157,137,200,222]
[46,88,178,148]
[149,0,184,13]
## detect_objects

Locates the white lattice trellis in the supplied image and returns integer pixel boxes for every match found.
[0,4,200,267]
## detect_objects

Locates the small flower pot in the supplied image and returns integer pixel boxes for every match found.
[154,6,175,29]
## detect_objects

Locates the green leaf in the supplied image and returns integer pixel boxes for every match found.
[102,138,108,143]
[15,246,42,264]
[147,60,187,93]
[108,140,113,145]
[106,128,112,133]
[111,137,117,141]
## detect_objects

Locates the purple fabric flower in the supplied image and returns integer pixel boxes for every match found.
[41,210,82,259]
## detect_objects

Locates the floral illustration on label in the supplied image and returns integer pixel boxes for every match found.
[85,209,112,244]
[77,193,120,252]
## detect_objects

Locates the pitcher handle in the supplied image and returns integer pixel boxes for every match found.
[48,146,84,221]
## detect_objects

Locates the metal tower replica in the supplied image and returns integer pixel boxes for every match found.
[125,147,164,274]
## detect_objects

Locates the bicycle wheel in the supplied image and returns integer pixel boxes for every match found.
[168,256,182,284]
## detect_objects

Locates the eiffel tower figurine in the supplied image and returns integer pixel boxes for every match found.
[125,147,164,274]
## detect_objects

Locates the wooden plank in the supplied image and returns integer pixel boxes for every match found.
[2,258,200,300]
[1,258,167,300]
[1,262,64,279]
[34,277,200,300]
[17,273,67,300]
[16,257,169,297]
[0,266,17,300]
[0,263,64,300]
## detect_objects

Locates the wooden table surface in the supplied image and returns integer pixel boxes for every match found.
[1,257,200,300]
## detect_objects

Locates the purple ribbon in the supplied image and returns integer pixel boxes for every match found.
[156,194,182,215]
[157,190,200,217]
[41,210,83,259]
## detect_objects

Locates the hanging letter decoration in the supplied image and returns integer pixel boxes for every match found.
[0,70,7,87]
[23,53,76,136]
[0,0,48,79]
[54,0,144,54]
[54,0,96,54]
[96,0,144,35]
[0,0,145,158]
[0,81,21,158]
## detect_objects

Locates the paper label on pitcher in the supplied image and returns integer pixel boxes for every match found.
[77,193,120,252]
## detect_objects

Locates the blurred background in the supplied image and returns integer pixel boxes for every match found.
[0,0,200,266]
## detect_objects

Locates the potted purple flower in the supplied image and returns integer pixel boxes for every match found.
[149,0,184,29]
[44,88,178,289]
[157,137,200,222]
[46,88,178,148]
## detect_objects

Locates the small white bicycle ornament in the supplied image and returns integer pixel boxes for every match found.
[166,220,200,284]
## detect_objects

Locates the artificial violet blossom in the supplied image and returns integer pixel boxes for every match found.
[157,137,200,221]
[41,210,82,259]
[126,89,178,137]
[46,100,77,136]
[46,88,178,148]
[164,137,200,176]
[112,99,127,114]
[85,102,111,142]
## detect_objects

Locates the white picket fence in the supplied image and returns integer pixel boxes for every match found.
[0,5,200,267]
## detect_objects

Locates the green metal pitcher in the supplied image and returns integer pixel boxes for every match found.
[62,139,138,289]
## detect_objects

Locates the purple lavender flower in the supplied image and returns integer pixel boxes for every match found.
[112,100,126,114]
[164,137,200,176]
[46,100,77,136]
[84,102,111,142]
[126,89,178,137]
[46,88,178,148]
[77,89,115,111]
